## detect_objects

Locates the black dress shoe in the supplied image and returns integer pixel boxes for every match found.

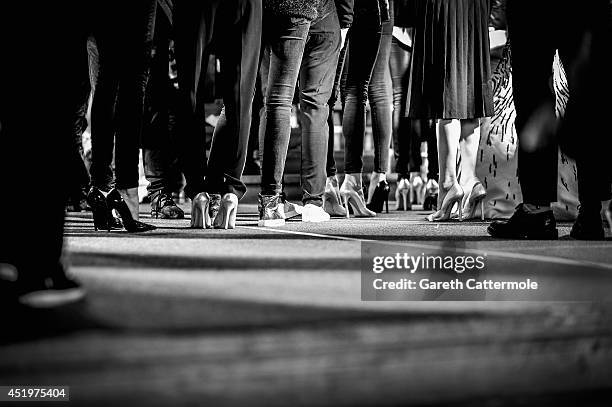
[487,203,558,239]
[570,203,605,240]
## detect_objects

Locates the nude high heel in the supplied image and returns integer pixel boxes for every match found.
[213,193,239,229]
[190,192,211,229]
[461,182,487,221]
[425,183,464,222]
[340,174,376,218]
[394,178,411,211]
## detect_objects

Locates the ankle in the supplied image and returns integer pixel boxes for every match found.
[523,203,552,214]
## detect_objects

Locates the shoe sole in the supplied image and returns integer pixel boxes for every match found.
[487,226,559,240]
[18,288,86,308]
[258,219,285,227]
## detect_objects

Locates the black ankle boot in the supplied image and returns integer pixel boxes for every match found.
[488,203,558,239]
[570,203,605,240]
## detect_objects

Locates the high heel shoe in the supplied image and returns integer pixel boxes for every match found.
[213,193,238,229]
[410,174,425,205]
[191,192,212,229]
[86,186,122,231]
[323,176,347,217]
[340,174,376,218]
[394,178,411,211]
[107,189,156,233]
[366,180,390,213]
[425,183,464,222]
[461,182,487,221]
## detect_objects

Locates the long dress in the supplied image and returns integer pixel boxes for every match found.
[407,0,494,119]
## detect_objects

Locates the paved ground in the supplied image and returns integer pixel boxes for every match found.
[1,203,612,406]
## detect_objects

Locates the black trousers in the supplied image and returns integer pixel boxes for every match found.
[90,0,157,190]
[143,9,183,196]
[507,0,612,205]
[173,0,262,199]
[0,1,89,284]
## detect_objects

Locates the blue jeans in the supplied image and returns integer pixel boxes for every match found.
[342,11,393,174]
[260,13,341,204]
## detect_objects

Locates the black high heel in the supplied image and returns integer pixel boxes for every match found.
[106,189,156,233]
[366,180,390,214]
[86,187,122,231]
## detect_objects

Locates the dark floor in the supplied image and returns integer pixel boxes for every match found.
[1,203,611,406]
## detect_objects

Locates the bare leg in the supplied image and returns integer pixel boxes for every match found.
[436,119,461,205]
[458,118,481,195]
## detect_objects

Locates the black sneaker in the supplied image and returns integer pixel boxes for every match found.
[488,203,558,239]
[17,274,86,308]
[151,191,185,219]
[570,203,605,240]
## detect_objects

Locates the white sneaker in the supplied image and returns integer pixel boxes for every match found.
[301,204,331,223]
[281,192,303,219]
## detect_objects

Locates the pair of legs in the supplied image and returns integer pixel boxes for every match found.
[489,0,612,239]
[437,119,482,195]
[1,1,89,304]
[142,8,185,218]
[260,13,341,206]
[173,0,262,201]
[90,0,157,218]
[342,16,393,179]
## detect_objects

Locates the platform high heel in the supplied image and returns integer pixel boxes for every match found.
[340,174,376,218]
[106,189,156,233]
[461,183,487,221]
[87,186,122,231]
[212,193,238,229]
[394,178,411,211]
[366,180,390,213]
[191,192,212,229]
[425,183,464,222]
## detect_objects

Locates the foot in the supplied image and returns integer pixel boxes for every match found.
[302,203,331,223]
[323,176,347,217]
[151,191,185,219]
[488,203,558,239]
[281,192,302,219]
[570,203,605,240]
[426,183,463,222]
[258,193,285,227]
[118,187,140,220]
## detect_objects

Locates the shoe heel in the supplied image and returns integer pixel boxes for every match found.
[385,196,389,214]
[458,199,463,222]
[342,195,350,219]
[480,200,485,221]
[190,193,211,229]
[400,190,409,211]
[214,194,238,229]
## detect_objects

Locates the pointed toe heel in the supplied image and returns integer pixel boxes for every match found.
[213,193,239,229]
[191,192,212,229]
